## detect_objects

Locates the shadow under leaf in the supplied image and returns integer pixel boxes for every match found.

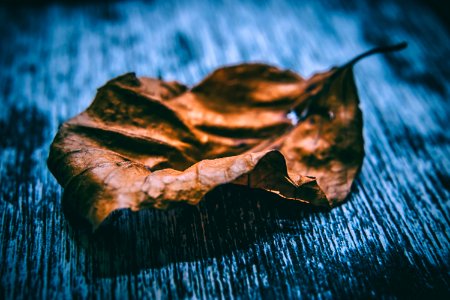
[70,184,327,278]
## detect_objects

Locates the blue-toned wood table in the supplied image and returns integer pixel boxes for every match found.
[0,0,449,298]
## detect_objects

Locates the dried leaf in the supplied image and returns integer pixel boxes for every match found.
[48,43,407,229]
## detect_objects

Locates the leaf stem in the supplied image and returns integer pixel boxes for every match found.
[343,41,408,68]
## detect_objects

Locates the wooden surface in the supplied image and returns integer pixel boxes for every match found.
[0,0,449,298]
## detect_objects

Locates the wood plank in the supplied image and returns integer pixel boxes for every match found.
[0,0,449,298]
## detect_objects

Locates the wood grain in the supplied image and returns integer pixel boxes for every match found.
[0,0,449,298]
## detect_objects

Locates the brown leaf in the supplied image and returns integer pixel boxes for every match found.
[48,43,407,229]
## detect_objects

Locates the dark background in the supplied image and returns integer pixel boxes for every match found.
[0,0,449,298]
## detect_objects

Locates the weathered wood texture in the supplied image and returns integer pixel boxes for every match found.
[0,0,449,298]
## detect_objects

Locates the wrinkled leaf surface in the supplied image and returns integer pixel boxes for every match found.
[48,43,406,229]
